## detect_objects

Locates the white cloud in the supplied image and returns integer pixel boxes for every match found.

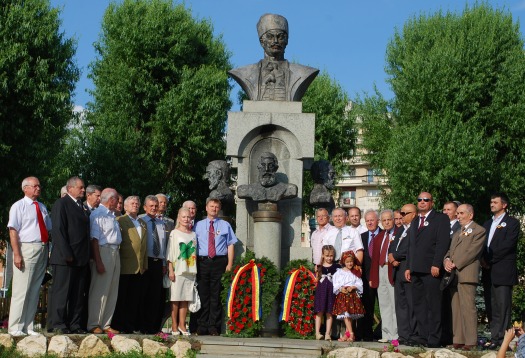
[73,105,84,113]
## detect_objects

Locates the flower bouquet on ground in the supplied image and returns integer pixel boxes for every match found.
[279,259,317,339]
[221,250,279,337]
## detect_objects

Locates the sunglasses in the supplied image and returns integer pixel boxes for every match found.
[417,198,431,202]
[400,211,413,217]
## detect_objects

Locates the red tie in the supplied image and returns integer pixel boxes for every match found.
[368,232,375,258]
[418,216,426,230]
[33,202,48,243]
[208,220,216,258]
[380,232,389,266]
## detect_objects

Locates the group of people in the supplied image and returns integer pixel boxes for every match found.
[310,191,520,351]
[7,175,237,338]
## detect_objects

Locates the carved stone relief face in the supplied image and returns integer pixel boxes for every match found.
[322,164,336,189]
[205,165,222,190]
[259,29,288,59]
[257,156,278,187]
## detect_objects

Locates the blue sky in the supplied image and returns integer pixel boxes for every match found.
[50,0,525,111]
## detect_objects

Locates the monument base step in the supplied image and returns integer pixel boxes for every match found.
[196,336,323,357]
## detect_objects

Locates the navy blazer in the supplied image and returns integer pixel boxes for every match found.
[483,213,520,286]
[408,210,451,274]
[389,226,410,282]
[50,195,91,266]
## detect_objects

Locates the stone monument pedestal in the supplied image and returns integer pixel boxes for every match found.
[253,202,282,267]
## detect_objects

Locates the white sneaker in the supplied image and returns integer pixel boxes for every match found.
[9,331,27,337]
[378,338,389,343]
[27,330,40,336]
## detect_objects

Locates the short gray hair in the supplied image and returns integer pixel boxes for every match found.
[86,184,102,195]
[124,195,141,206]
[100,188,118,204]
[380,209,394,218]
[364,209,379,219]
[21,177,37,190]
[144,195,159,205]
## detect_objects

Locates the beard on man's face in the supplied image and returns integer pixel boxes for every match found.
[260,172,276,187]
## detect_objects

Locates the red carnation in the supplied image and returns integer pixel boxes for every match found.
[242,272,247,278]
[309,295,315,300]
[247,322,252,328]
[305,316,311,321]
[245,287,251,293]
[242,307,248,313]
[242,317,247,323]
[293,293,298,298]
[229,325,234,331]
[262,268,267,273]
[240,279,246,285]
[303,289,308,294]
[235,329,240,333]
[295,284,301,290]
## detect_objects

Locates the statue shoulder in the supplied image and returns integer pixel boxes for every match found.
[228,62,262,100]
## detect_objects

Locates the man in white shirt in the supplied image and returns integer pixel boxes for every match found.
[347,207,367,234]
[323,208,363,263]
[7,177,50,336]
[310,208,333,265]
[87,188,122,334]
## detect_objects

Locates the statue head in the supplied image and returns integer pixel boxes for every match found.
[257,152,279,187]
[205,160,229,190]
[311,160,335,189]
[257,14,288,60]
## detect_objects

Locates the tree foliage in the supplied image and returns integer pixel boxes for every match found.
[0,0,79,237]
[61,0,232,212]
[355,3,525,216]
[302,71,355,213]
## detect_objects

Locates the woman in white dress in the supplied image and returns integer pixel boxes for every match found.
[167,207,197,335]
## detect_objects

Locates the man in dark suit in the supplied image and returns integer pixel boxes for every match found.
[405,192,450,348]
[389,204,417,345]
[482,192,520,350]
[443,204,486,351]
[356,209,382,341]
[441,200,461,345]
[48,176,91,334]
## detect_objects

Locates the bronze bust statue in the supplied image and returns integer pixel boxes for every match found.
[205,160,234,205]
[228,13,319,102]
[309,160,335,211]
[237,152,298,202]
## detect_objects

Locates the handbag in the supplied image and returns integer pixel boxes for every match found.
[189,281,201,313]
[163,274,171,289]
[440,269,457,291]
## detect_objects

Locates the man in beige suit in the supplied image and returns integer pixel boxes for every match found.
[112,196,148,333]
[443,204,486,351]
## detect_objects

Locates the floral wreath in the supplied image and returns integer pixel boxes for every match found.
[279,259,316,339]
[221,250,279,337]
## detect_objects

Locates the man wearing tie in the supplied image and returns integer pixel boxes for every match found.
[139,195,166,334]
[195,198,237,336]
[112,196,148,334]
[443,204,486,351]
[7,177,51,336]
[358,209,382,341]
[322,208,362,262]
[370,210,398,343]
[48,176,91,334]
[405,192,450,348]
[388,204,417,345]
[482,192,520,350]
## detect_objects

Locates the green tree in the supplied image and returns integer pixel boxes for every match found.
[302,71,355,213]
[65,0,232,211]
[0,0,79,236]
[356,3,525,216]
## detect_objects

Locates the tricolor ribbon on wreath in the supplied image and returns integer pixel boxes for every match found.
[279,266,317,322]
[226,259,262,322]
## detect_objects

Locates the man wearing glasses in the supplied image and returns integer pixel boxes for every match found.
[405,192,450,348]
[389,204,417,345]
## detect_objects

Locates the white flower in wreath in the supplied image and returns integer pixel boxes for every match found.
[423,221,429,227]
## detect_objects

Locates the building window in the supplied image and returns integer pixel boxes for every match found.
[342,168,356,178]
[367,189,381,197]
[367,168,382,183]
[341,190,356,207]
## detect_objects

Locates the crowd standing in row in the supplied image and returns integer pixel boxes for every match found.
[7,176,237,338]
[310,191,520,351]
[5,175,521,351]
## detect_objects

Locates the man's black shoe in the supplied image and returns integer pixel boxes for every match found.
[71,328,87,334]
[484,342,499,350]
[51,328,71,334]
[209,328,219,336]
